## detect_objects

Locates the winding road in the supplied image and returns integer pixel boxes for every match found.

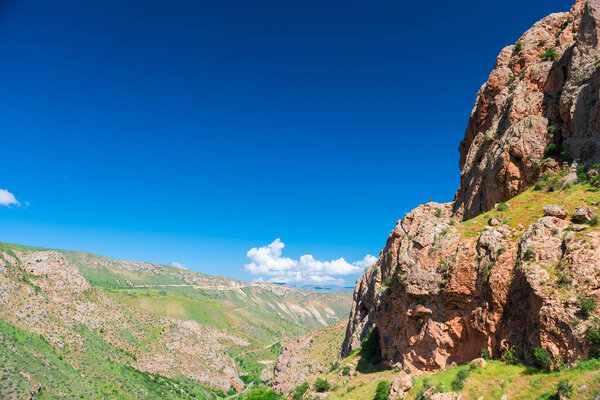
[224,382,254,399]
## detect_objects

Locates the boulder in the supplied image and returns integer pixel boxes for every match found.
[560,173,578,189]
[389,371,413,400]
[422,387,437,399]
[470,358,487,368]
[488,217,501,226]
[572,206,595,223]
[543,205,568,220]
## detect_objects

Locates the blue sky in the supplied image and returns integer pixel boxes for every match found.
[0,0,572,285]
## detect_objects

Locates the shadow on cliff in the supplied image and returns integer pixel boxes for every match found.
[356,326,387,373]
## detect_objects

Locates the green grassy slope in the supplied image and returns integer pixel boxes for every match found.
[0,241,351,399]
[0,319,215,399]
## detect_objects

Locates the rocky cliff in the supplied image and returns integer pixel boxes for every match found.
[342,0,600,373]
[455,0,600,219]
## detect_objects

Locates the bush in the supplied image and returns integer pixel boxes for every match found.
[540,48,559,61]
[547,125,556,133]
[557,272,572,288]
[382,275,393,288]
[538,39,546,47]
[581,297,597,318]
[247,390,282,400]
[590,216,599,227]
[556,380,574,398]
[534,347,552,370]
[481,348,491,360]
[503,347,518,365]
[515,41,523,52]
[451,368,470,391]
[497,202,509,211]
[544,143,561,157]
[314,378,330,393]
[374,381,390,400]
[588,324,600,344]
[292,382,309,400]
[523,248,534,261]
[435,208,442,218]
[329,360,340,371]
[341,365,351,376]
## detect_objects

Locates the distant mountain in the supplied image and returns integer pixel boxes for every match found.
[275,282,356,294]
[0,241,351,398]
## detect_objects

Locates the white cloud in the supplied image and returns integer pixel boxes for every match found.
[245,239,377,285]
[0,189,19,207]
[354,254,378,268]
[172,262,189,270]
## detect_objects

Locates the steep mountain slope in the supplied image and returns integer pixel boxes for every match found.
[342,0,600,378]
[455,0,600,219]
[0,242,351,399]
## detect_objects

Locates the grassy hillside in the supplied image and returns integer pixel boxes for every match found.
[276,179,600,400]
[0,242,351,399]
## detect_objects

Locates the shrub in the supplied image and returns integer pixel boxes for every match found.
[534,347,552,370]
[589,216,599,226]
[515,41,523,52]
[481,348,491,360]
[247,390,282,400]
[382,275,393,288]
[329,360,340,371]
[523,248,534,261]
[540,48,559,61]
[497,202,509,211]
[588,324,600,344]
[292,382,309,400]
[314,378,330,393]
[538,39,546,47]
[374,381,390,400]
[503,346,518,365]
[435,208,442,218]
[451,368,470,391]
[557,272,572,288]
[581,297,596,318]
[547,125,556,133]
[341,365,351,376]
[544,143,560,157]
[556,380,574,398]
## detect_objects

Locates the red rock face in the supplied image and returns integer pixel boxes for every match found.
[342,0,600,371]
[454,0,600,220]
[342,201,599,371]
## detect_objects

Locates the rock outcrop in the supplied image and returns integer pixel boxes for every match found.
[342,0,600,374]
[455,0,600,219]
[388,370,413,399]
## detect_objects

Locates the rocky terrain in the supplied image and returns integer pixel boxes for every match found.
[0,242,351,399]
[455,0,600,219]
[341,0,600,380]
